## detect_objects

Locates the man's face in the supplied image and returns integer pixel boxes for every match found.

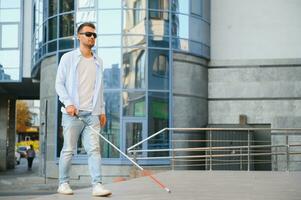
[77,26,96,48]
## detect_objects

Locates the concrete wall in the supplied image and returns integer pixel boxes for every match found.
[0,98,16,171]
[209,0,301,170]
[22,0,33,78]
[211,0,301,65]
[172,52,208,169]
[39,56,58,176]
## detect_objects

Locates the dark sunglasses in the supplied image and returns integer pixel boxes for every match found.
[79,32,97,38]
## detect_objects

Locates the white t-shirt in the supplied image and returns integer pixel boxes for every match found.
[77,56,97,111]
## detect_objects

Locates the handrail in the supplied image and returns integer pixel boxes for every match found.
[127,127,301,152]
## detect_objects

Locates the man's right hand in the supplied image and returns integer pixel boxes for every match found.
[66,105,77,116]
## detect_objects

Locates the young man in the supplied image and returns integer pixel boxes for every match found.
[55,22,111,197]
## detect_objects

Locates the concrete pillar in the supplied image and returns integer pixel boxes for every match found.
[7,99,16,169]
[0,98,9,170]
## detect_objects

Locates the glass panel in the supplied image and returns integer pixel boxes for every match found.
[148,49,169,90]
[148,11,169,36]
[98,10,121,34]
[172,37,188,51]
[47,41,57,53]
[123,0,146,9]
[0,67,19,81]
[0,0,20,8]
[149,0,169,10]
[123,35,146,47]
[148,92,169,157]
[148,35,169,48]
[0,9,20,22]
[122,92,145,117]
[59,13,74,37]
[99,0,121,9]
[172,14,188,39]
[78,0,95,8]
[123,9,146,34]
[59,38,74,50]
[1,24,18,48]
[48,17,57,41]
[98,35,121,47]
[0,50,19,67]
[98,48,121,89]
[102,92,120,158]
[60,0,74,13]
[126,122,142,155]
[48,0,57,16]
[76,10,96,24]
[122,48,145,89]
[172,0,189,14]
[191,0,202,16]
[149,10,169,20]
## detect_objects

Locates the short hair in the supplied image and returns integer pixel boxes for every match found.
[77,22,96,33]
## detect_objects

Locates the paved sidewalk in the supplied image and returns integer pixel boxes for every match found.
[20,171,301,200]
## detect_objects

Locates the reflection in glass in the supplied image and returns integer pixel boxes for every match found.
[171,0,189,14]
[0,50,20,67]
[48,0,57,16]
[149,0,169,10]
[0,65,11,80]
[98,10,121,34]
[123,0,145,9]
[98,48,121,89]
[0,9,20,22]
[172,14,188,38]
[122,48,145,89]
[148,49,169,90]
[123,9,146,33]
[60,0,74,13]
[123,92,145,117]
[47,41,57,53]
[76,11,96,24]
[59,38,74,50]
[148,11,169,36]
[102,92,120,158]
[0,0,20,8]
[1,24,18,48]
[48,17,57,41]
[99,0,121,9]
[148,35,169,48]
[123,35,146,47]
[126,122,142,155]
[78,0,95,8]
[133,2,143,26]
[59,14,74,37]
[148,92,169,157]
[0,68,19,81]
[98,35,121,47]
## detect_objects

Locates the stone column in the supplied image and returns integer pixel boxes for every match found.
[6,99,16,169]
[0,97,9,171]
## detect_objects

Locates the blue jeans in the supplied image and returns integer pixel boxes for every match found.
[59,111,102,185]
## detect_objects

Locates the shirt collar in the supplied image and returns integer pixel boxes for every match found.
[75,48,100,66]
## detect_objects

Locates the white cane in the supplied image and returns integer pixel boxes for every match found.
[75,114,171,193]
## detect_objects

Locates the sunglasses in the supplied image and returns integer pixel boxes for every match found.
[79,32,97,38]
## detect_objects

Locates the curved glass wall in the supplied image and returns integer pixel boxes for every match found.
[34,0,210,162]
[0,0,21,81]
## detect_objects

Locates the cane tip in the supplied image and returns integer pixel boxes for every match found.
[165,188,171,193]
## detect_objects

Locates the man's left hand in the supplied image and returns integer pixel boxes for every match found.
[100,114,107,128]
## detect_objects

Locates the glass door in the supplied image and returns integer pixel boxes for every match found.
[123,120,147,158]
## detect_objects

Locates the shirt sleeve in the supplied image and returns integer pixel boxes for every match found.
[55,55,73,107]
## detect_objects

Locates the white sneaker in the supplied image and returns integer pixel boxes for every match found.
[92,183,112,197]
[57,182,73,195]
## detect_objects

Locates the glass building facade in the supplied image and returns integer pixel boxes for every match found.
[0,0,22,81]
[33,0,210,164]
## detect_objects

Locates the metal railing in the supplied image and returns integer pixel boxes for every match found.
[127,128,301,171]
